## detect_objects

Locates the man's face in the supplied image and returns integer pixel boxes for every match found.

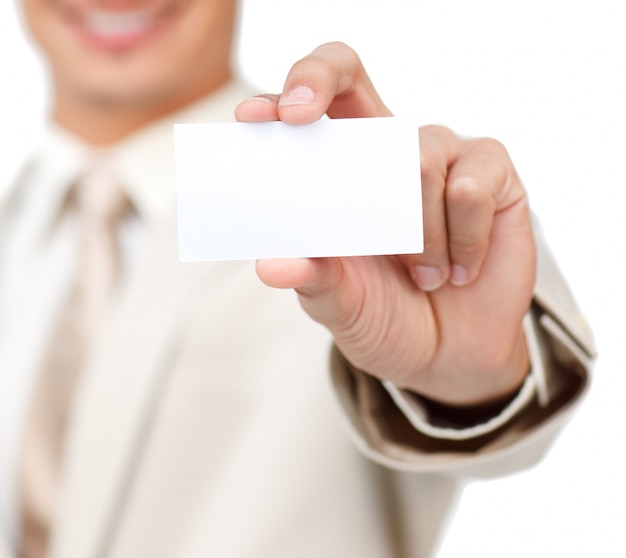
[22,0,237,110]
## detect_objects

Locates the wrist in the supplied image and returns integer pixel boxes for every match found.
[410,325,531,409]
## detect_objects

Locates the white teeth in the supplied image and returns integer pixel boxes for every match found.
[83,9,157,37]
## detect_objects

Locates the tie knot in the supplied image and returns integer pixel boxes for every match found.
[74,167,129,223]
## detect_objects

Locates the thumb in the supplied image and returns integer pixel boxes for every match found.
[255,257,356,331]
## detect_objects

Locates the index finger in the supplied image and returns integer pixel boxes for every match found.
[236,42,393,125]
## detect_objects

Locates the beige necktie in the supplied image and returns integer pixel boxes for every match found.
[19,168,129,558]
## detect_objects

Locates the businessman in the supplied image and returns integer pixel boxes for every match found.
[0,1,595,557]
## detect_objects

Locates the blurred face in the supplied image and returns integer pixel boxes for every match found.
[22,0,237,138]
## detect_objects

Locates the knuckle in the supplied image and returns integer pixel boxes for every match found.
[419,125,455,177]
[420,124,454,140]
[422,227,447,253]
[318,40,351,52]
[311,41,362,72]
[474,136,510,160]
[449,234,487,259]
[291,53,333,78]
[447,176,489,209]
[320,41,360,62]
[419,144,437,178]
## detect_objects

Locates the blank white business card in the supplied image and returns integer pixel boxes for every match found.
[175,117,423,261]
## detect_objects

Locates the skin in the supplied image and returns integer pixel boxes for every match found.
[21,0,238,144]
[238,44,536,406]
[22,1,536,407]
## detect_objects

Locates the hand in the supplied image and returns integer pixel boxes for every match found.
[235,42,536,407]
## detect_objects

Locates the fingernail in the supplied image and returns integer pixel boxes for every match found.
[450,265,469,286]
[413,266,444,291]
[280,85,315,106]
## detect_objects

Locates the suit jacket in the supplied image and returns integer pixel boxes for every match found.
[0,89,595,558]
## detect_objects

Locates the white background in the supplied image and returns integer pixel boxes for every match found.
[2,0,625,556]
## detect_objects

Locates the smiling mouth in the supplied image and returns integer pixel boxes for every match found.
[69,3,179,49]
[84,9,161,37]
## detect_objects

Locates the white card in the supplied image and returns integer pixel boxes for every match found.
[175,117,423,261]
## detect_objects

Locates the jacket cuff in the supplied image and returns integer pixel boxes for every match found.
[381,313,543,440]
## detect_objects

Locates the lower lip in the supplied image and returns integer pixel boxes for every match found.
[71,13,173,52]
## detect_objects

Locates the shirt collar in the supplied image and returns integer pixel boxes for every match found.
[105,79,254,225]
[22,122,90,241]
[24,79,254,230]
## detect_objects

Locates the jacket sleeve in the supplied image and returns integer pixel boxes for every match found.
[329,216,596,479]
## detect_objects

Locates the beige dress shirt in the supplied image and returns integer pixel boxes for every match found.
[0,80,595,558]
